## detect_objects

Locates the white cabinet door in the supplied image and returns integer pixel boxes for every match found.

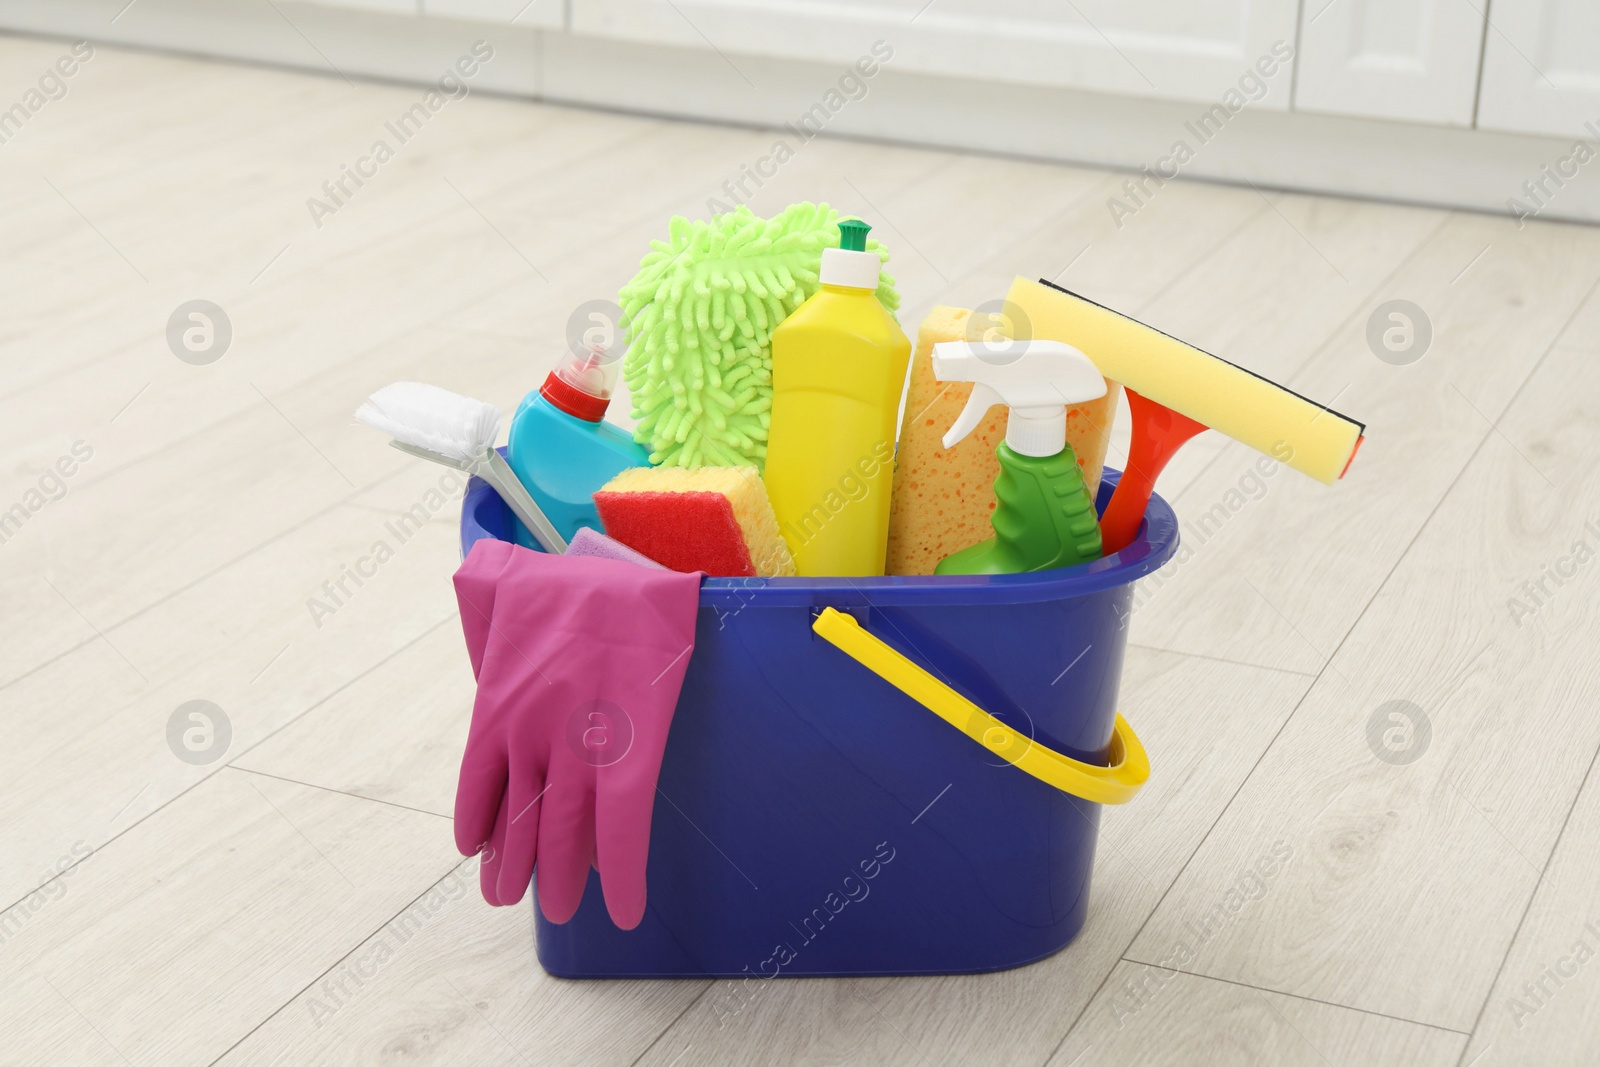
[1294,0,1485,125]
[1478,0,1600,137]
[571,0,1301,109]
[425,0,565,27]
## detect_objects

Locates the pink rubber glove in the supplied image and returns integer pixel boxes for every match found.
[452,539,701,928]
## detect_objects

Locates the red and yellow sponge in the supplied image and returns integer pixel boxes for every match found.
[593,466,797,578]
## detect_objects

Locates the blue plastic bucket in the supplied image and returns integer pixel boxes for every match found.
[458,469,1178,978]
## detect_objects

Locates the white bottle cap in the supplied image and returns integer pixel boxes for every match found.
[1007,407,1069,458]
[820,247,880,289]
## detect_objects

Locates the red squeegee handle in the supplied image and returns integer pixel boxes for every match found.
[1100,388,1210,555]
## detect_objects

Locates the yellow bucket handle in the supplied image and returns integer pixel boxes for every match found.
[812,607,1149,805]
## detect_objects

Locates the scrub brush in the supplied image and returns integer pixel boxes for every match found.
[356,382,568,554]
[619,202,900,472]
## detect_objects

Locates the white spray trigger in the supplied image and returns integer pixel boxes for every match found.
[942,382,1005,450]
[931,340,1107,458]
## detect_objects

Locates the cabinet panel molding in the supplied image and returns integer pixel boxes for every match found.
[571,0,1301,109]
[1294,0,1486,126]
[1478,0,1600,137]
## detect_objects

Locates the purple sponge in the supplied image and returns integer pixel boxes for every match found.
[565,526,666,569]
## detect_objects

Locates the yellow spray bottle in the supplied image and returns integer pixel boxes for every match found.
[764,219,911,576]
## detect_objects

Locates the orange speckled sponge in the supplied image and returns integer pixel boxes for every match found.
[884,306,1121,576]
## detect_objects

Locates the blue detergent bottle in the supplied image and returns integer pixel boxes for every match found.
[506,346,650,547]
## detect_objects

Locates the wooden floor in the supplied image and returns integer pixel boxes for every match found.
[2,35,1598,1067]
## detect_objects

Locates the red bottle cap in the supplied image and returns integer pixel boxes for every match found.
[539,347,620,422]
[540,371,609,422]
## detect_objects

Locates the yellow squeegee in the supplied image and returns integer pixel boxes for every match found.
[1004,277,1365,552]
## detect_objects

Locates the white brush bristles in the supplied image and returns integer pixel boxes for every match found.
[356,382,501,464]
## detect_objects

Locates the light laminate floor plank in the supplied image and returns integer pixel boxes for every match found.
[1127,312,1600,1030]
[0,768,458,1066]
[1052,964,1466,1067]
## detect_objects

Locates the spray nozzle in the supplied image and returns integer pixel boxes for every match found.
[837,218,870,251]
[554,344,622,400]
[541,344,625,422]
[931,339,1106,457]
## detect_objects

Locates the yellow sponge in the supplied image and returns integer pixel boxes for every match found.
[885,307,1120,576]
[594,466,797,578]
[1006,278,1364,484]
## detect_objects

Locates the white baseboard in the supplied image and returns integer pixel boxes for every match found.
[4,0,1596,225]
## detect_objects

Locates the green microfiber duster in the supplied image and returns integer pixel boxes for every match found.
[619,202,899,470]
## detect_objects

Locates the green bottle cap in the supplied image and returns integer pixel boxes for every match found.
[837,218,870,252]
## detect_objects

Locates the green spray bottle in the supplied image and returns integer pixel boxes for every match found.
[932,339,1107,575]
